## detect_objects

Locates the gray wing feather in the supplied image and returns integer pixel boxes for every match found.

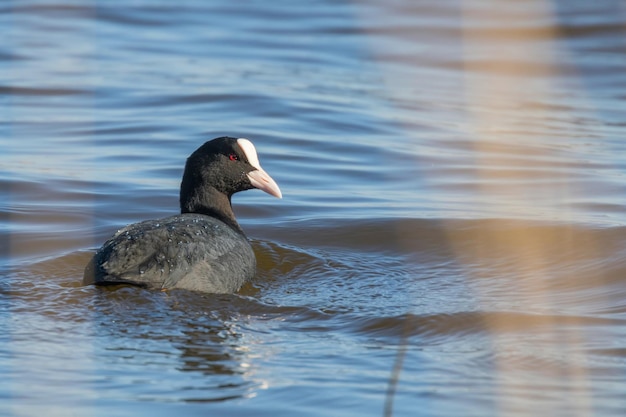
[85,214,255,293]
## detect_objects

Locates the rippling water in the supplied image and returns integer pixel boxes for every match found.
[2,1,626,416]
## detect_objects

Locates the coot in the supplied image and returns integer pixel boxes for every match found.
[83,137,282,293]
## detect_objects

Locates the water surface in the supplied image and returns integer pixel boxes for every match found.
[1,1,626,416]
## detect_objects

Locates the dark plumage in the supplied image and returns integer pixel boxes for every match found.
[83,136,282,293]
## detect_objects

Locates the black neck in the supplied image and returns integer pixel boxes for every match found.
[180,186,244,235]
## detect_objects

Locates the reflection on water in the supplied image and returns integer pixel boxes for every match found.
[89,289,266,403]
[1,0,626,416]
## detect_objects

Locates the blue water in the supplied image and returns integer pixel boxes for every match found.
[1,1,626,416]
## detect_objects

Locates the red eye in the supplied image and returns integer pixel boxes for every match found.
[229,154,239,161]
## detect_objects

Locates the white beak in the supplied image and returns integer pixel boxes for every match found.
[247,168,282,199]
[238,138,282,199]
